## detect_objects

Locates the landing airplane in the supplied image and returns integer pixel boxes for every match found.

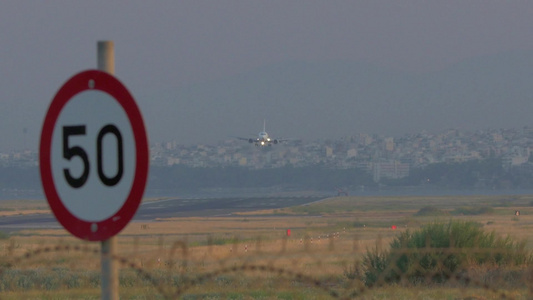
[236,120,287,146]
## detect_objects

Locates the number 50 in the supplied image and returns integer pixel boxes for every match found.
[63,124,124,188]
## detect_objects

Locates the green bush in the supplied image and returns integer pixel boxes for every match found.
[451,206,494,215]
[362,221,531,286]
[0,231,9,240]
[414,206,447,217]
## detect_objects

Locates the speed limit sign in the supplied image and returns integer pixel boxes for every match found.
[40,70,148,241]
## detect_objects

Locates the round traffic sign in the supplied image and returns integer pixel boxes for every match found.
[40,70,148,241]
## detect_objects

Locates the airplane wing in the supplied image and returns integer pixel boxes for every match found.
[234,136,250,141]
[232,136,257,143]
[273,137,293,143]
[262,137,294,145]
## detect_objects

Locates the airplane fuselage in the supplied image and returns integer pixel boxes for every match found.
[242,120,281,146]
[250,131,278,146]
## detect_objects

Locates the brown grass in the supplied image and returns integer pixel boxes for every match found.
[2,194,533,299]
[0,199,50,217]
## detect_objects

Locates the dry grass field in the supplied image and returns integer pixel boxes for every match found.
[0,199,50,217]
[1,194,533,299]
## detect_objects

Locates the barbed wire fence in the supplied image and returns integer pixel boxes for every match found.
[1,230,532,299]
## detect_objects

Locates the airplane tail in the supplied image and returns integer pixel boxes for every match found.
[263,119,266,132]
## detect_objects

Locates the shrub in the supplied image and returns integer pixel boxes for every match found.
[0,231,9,240]
[362,221,530,286]
[451,206,494,215]
[414,206,447,217]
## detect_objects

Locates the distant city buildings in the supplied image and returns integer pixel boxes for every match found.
[4,126,533,183]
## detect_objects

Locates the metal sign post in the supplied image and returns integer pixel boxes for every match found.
[39,40,148,300]
[98,40,119,300]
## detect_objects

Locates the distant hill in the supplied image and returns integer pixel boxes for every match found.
[140,50,533,144]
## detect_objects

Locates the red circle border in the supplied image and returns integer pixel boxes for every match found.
[40,70,149,241]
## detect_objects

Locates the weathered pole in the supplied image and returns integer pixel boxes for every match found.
[98,40,119,300]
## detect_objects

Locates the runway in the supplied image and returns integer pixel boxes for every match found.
[0,195,325,233]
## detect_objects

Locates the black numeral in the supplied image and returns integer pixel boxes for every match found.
[97,124,123,186]
[63,126,90,188]
[62,124,124,188]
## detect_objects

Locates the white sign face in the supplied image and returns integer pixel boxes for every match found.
[50,90,135,221]
[40,70,149,241]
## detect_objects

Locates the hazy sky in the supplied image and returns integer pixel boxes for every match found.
[2,1,533,152]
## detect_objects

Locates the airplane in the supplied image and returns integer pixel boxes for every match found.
[236,120,287,146]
